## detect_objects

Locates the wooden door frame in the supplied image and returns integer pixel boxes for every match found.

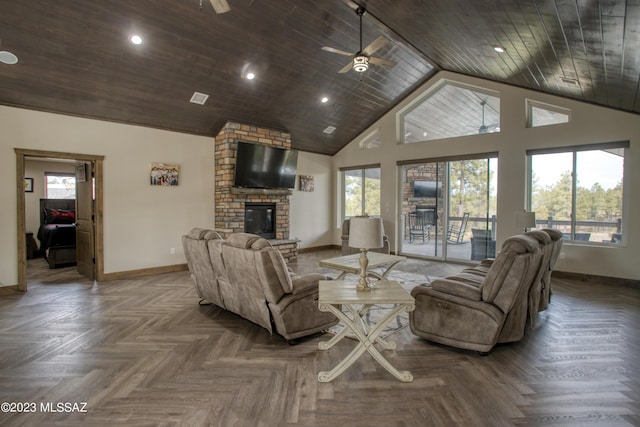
[15,149,105,291]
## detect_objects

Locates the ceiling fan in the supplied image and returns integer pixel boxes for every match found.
[322,6,397,74]
[478,101,500,134]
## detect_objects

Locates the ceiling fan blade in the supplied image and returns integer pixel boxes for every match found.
[362,36,388,56]
[209,0,231,14]
[369,56,397,69]
[321,46,354,57]
[338,61,353,73]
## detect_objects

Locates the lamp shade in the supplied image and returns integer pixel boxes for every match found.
[348,216,384,249]
[515,211,536,230]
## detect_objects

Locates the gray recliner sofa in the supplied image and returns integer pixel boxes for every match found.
[409,234,545,353]
[182,229,338,341]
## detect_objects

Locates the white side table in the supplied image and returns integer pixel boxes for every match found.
[317,280,415,382]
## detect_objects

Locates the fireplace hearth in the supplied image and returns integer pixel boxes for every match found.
[244,203,276,239]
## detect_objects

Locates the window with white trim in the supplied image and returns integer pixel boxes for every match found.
[342,166,381,219]
[45,173,76,199]
[528,142,626,244]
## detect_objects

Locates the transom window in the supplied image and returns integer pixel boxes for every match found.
[400,81,500,143]
[527,100,570,127]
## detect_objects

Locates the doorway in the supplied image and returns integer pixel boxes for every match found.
[398,154,498,262]
[15,149,105,291]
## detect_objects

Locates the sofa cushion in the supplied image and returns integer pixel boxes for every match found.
[226,232,264,249]
[481,235,539,304]
[255,247,293,302]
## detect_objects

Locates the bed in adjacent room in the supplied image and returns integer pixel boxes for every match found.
[37,199,77,269]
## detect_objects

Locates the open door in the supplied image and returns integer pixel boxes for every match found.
[75,161,95,279]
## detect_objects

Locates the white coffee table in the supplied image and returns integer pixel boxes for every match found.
[317,280,415,383]
[319,252,406,280]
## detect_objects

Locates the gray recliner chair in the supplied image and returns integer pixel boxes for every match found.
[218,233,339,341]
[182,228,226,308]
[409,234,543,353]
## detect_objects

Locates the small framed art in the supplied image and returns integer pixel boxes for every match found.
[150,162,179,186]
[299,175,314,192]
[76,162,87,182]
[24,177,34,193]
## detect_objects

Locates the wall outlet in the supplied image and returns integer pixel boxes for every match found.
[170,247,176,255]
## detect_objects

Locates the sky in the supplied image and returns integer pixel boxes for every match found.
[532,151,623,190]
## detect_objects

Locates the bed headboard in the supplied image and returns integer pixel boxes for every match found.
[39,199,76,226]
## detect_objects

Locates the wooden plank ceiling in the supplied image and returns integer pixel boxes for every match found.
[0,0,638,155]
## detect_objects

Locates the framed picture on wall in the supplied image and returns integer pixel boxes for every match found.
[150,162,179,186]
[24,177,34,193]
[299,175,314,192]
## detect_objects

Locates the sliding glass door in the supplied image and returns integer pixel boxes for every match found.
[399,155,497,261]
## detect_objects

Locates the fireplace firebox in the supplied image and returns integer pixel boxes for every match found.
[244,203,276,239]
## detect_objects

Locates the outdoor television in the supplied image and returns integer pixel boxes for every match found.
[413,180,441,198]
[233,141,298,189]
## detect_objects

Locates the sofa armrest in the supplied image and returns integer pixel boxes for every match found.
[479,258,495,268]
[290,273,326,295]
[427,278,482,301]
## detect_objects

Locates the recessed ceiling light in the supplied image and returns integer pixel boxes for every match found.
[189,91,209,105]
[493,46,506,53]
[321,96,329,103]
[0,50,18,65]
[246,72,255,80]
[130,34,143,45]
[323,126,336,135]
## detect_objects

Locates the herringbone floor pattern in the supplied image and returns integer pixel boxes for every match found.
[0,253,638,426]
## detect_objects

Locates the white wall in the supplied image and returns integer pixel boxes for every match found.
[1,106,214,285]
[289,151,333,248]
[333,71,640,281]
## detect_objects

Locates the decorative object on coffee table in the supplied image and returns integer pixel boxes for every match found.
[348,216,384,292]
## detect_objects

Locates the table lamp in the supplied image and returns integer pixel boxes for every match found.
[516,210,536,233]
[348,216,384,292]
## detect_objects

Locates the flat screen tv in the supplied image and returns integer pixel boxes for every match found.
[233,141,298,189]
[413,180,441,198]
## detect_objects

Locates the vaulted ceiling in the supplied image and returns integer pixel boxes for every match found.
[1,1,638,155]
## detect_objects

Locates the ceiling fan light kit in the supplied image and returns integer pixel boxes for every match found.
[353,55,369,72]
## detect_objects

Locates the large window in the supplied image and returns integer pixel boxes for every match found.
[45,173,76,199]
[342,166,381,219]
[528,142,627,244]
[399,153,498,261]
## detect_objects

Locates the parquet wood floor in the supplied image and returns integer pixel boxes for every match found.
[0,253,638,426]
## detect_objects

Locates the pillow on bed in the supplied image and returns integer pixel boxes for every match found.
[44,208,76,224]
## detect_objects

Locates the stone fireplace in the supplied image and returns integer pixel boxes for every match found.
[244,203,276,239]
[214,122,298,262]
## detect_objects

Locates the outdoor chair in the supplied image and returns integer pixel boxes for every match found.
[408,208,436,243]
[447,212,469,244]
